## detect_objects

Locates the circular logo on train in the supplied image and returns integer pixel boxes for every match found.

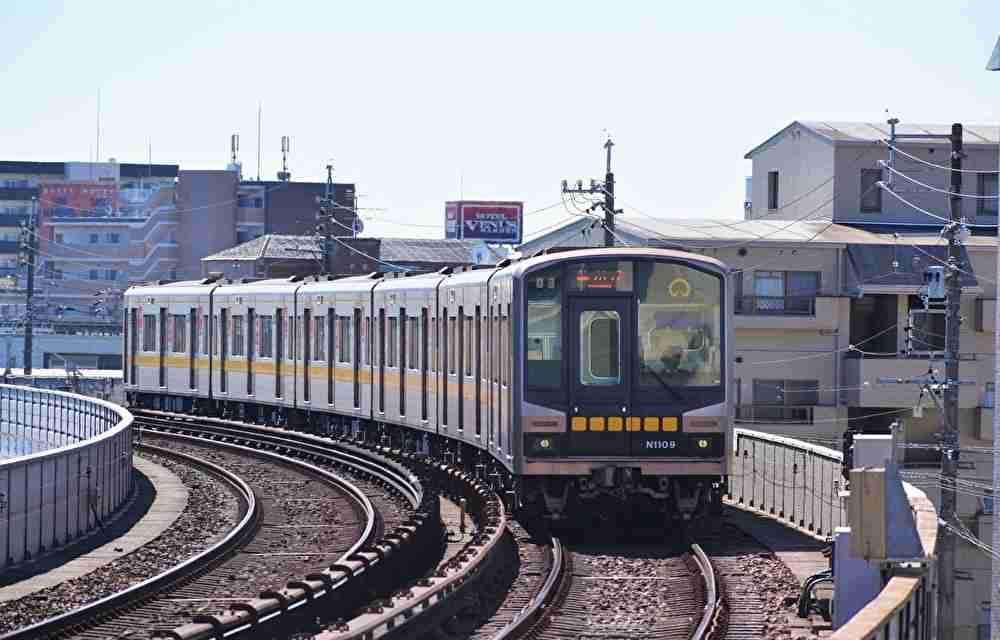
[668,277,691,298]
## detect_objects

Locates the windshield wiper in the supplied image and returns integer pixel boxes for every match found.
[640,363,684,402]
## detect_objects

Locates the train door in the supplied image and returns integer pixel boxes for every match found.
[129,308,138,385]
[189,308,197,390]
[158,308,167,388]
[567,296,631,456]
[275,309,284,398]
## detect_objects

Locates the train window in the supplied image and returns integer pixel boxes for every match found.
[448,316,457,375]
[232,315,245,356]
[260,315,274,358]
[338,316,352,363]
[202,314,209,355]
[430,317,437,373]
[364,316,371,365]
[213,316,219,355]
[492,311,499,383]
[408,316,419,371]
[295,315,302,361]
[636,262,722,387]
[314,315,325,361]
[580,310,621,385]
[248,309,257,359]
[463,316,472,377]
[387,317,398,367]
[526,266,562,388]
[171,314,187,353]
[143,314,157,351]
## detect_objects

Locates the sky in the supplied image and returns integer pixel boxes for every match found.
[2,0,999,239]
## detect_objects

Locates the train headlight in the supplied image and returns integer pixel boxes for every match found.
[697,439,709,449]
[525,435,561,457]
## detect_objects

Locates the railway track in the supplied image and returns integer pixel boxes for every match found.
[479,535,717,640]
[0,412,432,640]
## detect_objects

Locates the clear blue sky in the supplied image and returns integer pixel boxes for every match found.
[2,1,998,238]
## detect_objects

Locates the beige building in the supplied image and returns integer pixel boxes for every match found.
[519,215,996,637]
[744,120,998,230]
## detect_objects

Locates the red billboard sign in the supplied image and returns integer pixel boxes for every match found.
[445,201,522,244]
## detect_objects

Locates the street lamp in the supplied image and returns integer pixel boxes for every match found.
[987,33,999,640]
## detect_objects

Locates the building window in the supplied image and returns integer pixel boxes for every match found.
[105,269,117,281]
[237,196,250,208]
[89,269,99,280]
[232,315,245,356]
[740,271,819,315]
[978,174,998,217]
[253,197,263,208]
[172,314,187,353]
[55,233,64,244]
[106,232,120,243]
[745,379,818,423]
[860,169,883,213]
[985,382,995,409]
[767,171,779,210]
[89,233,99,244]
[259,315,273,358]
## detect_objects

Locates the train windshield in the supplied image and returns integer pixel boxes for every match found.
[635,262,721,387]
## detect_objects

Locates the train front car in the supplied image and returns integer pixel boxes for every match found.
[512,248,730,524]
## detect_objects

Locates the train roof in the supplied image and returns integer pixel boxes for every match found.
[298,272,384,295]
[506,247,728,277]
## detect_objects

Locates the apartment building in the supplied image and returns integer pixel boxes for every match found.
[744,120,999,230]
[519,215,996,636]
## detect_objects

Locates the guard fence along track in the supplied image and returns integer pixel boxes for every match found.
[136,410,515,640]
[485,536,720,640]
[0,441,259,640]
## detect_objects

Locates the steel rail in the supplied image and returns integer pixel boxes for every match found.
[487,535,566,640]
[690,543,719,640]
[0,442,259,640]
[133,410,422,509]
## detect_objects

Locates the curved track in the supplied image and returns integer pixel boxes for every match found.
[0,414,419,640]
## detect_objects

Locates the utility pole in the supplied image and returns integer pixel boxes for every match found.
[986,34,1000,640]
[561,137,622,247]
[316,164,336,275]
[937,122,964,640]
[19,198,38,375]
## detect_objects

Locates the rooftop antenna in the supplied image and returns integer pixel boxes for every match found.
[230,134,242,180]
[278,136,291,181]
[256,102,262,181]
[96,89,101,172]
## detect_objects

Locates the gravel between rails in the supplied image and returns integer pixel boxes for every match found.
[0,451,239,635]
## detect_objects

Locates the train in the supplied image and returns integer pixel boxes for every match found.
[124,248,731,523]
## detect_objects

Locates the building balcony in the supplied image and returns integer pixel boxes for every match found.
[843,355,978,408]
[735,405,814,425]
[733,296,839,331]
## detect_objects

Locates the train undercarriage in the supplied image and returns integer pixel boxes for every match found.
[130,392,724,526]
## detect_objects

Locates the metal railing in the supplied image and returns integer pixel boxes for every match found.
[727,427,845,539]
[735,295,816,316]
[734,405,814,425]
[0,384,133,566]
[729,428,939,639]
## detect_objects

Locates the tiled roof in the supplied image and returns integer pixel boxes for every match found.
[201,234,501,265]
[745,120,1000,158]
